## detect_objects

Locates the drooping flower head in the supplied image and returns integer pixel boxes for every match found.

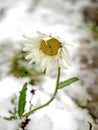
[23,32,71,74]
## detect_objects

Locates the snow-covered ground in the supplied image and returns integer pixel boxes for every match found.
[0,76,94,130]
[0,0,98,130]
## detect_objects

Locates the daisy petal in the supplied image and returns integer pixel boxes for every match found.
[62,48,72,66]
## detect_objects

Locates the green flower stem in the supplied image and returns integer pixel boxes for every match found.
[22,67,60,118]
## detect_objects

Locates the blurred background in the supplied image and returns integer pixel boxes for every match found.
[0,0,98,130]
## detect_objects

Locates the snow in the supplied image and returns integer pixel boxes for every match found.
[27,115,53,130]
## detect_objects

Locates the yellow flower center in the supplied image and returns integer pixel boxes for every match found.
[40,38,62,56]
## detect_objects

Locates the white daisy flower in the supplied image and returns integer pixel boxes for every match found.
[23,32,71,74]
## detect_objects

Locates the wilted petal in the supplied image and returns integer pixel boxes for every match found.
[62,48,72,66]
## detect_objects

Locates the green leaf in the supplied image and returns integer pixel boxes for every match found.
[58,77,79,89]
[4,115,17,120]
[18,83,27,117]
